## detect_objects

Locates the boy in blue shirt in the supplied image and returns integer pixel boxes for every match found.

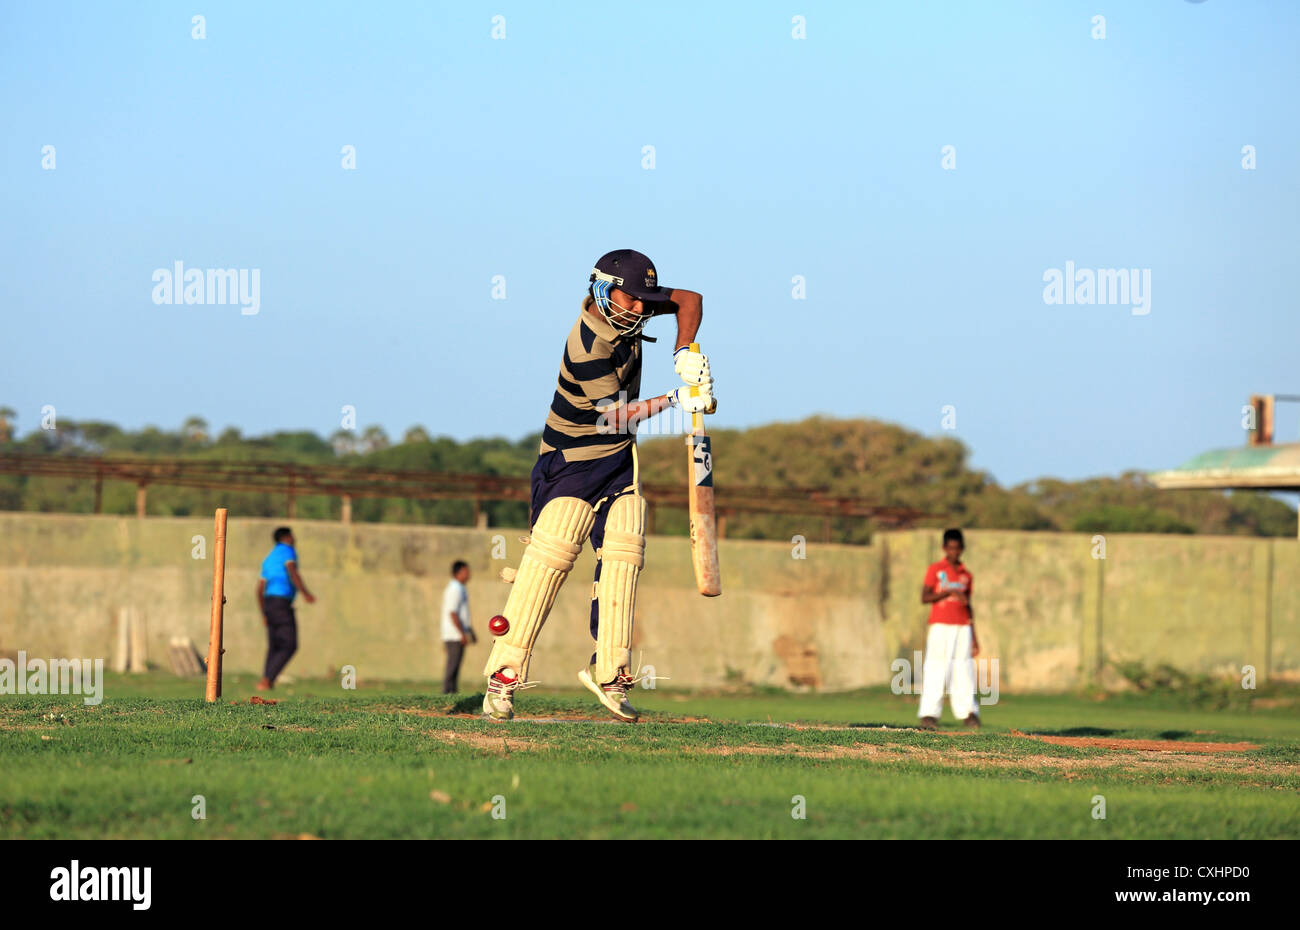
[256,526,316,690]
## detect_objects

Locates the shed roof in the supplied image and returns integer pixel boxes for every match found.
[1150,444,1300,491]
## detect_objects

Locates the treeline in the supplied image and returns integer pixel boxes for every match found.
[636,418,1295,542]
[0,411,539,529]
[0,409,1293,540]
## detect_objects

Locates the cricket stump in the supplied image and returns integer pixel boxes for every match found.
[205,508,228,702]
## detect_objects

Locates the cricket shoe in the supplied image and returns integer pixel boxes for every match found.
[578,667,641,723]
[481,670,536,721]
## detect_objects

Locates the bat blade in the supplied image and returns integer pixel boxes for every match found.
[685,343,721,597]
[687,431,721,596]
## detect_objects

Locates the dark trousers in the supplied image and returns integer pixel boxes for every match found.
[443,641,465,693]
[529,446,636,658]
[263,596,298,682]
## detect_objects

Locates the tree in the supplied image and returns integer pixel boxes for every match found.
[330,429,357,456]
[76,421,123,453]
[0,407,15,443]
[182,416,209,444]
[403,425,432,445]
[361,425,390,454]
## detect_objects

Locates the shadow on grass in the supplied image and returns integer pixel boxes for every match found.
[1035,727,1118,737]
[450,696,483,715]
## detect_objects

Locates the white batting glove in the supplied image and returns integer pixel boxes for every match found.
[673,346,711,385]
[670,384,716,414]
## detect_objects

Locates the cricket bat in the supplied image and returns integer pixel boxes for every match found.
[685,343,721,597]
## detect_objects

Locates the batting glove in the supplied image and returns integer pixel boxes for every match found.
[670,384,716,414]
[673,346,711,385]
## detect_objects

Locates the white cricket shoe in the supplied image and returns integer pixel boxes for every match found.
[578,667,639,723]
[482,670,531,721]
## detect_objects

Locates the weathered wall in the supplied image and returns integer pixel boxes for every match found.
[0,514,883,691]
[1272,542,1300,681]
[1099,534,1262,684]
[0,514,1293,691]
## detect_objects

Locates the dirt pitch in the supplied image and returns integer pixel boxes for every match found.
[1010,729,1258,754]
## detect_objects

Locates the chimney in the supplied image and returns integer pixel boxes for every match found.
[1248,394,1275,446]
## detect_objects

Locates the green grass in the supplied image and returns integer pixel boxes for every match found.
[2,673,1298,839]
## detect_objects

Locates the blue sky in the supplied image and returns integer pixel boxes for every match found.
[2,0,1297,486]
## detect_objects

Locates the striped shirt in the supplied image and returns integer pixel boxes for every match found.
[540,298,643,462]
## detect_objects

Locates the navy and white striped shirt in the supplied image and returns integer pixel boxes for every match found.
[539,298,643,462]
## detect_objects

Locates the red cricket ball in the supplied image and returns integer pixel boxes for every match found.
[489,615,510,636]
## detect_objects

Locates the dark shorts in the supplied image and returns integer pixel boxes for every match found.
[530,445,635,527]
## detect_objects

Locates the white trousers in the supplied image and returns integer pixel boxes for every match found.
[918,623,978,720]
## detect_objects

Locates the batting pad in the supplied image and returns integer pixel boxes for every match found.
[594,492,646,684]
[483,495,595,681]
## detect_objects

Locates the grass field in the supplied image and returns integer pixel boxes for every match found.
[2,673,1298,839]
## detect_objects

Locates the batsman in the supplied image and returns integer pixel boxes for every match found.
[481,249,714,722]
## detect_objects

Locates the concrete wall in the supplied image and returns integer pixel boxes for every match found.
[0,514,1294,690]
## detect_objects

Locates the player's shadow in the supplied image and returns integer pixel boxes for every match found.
[1036,727,1118,736]
[450,696,483,715]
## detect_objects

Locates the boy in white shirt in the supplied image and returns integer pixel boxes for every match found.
[441,560,475,693]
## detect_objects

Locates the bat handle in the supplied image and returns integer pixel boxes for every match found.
[687,343,717,425]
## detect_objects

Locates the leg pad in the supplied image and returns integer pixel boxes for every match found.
[594,493,646,683]
[483,496,594,681]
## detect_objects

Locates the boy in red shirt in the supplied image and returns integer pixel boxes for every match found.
[918,528,980,729]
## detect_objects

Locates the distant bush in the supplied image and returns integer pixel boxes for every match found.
[1110,660,1248,709]
[1071,506,1195,534]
